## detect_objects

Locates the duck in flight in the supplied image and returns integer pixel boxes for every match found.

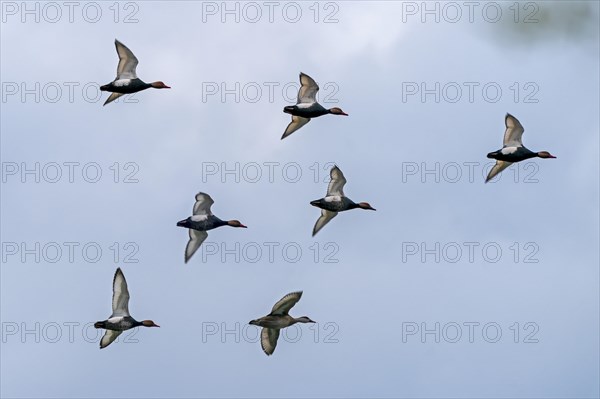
[310,165,375,236]
[486,113,556,182]
[249,291,315,356]
[94,268,159,349]
[176,192,247,263]
[281,72,348,139]
[100,39,170,106]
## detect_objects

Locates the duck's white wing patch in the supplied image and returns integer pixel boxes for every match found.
[296,102,315,109]
[271,291,303,315]
[486,160,513,183]
[312,209,337,236]
[191,214,209,222]
[99,330,122,349]
[327,166,347,196]
[281,116,310,139]
[112,79,131,87]
[193,192,214,215]
[503,113,525,147]
[103,92,124,106]
[111,268,130,317]
[261,328,280,356]
[114,39,139,80]
[298,72,319,104]
[185,229,208,263]
[501,146,519,155]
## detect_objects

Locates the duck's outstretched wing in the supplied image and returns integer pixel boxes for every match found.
[111,268,130,317]
[185,229,208,263]
[99,330,122,349]
[312,209,337,236]
[297,72,319,104]
[282,116,310,140]
[193,192,214,215]
[115,39,139,80]
[271,291,303,315]
[485,160,512,183]
[503,113,525,148]
[103,92,124,106]
[261,328,280,356]
[327,166,346,196]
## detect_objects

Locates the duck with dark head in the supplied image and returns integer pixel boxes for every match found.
[486,113,556,183]
[100,39,170,106]
[310,165,376,236]
[176,192,247,263]
[281,72,348,139]
[94,268,160,349]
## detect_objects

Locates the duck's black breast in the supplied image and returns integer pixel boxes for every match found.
[340,197,358,211]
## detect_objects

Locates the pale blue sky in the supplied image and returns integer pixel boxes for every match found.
[1,1,599,398]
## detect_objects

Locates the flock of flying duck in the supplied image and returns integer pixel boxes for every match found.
[94,40,556,354]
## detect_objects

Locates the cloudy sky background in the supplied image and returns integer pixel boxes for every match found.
[1,1,599,398]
